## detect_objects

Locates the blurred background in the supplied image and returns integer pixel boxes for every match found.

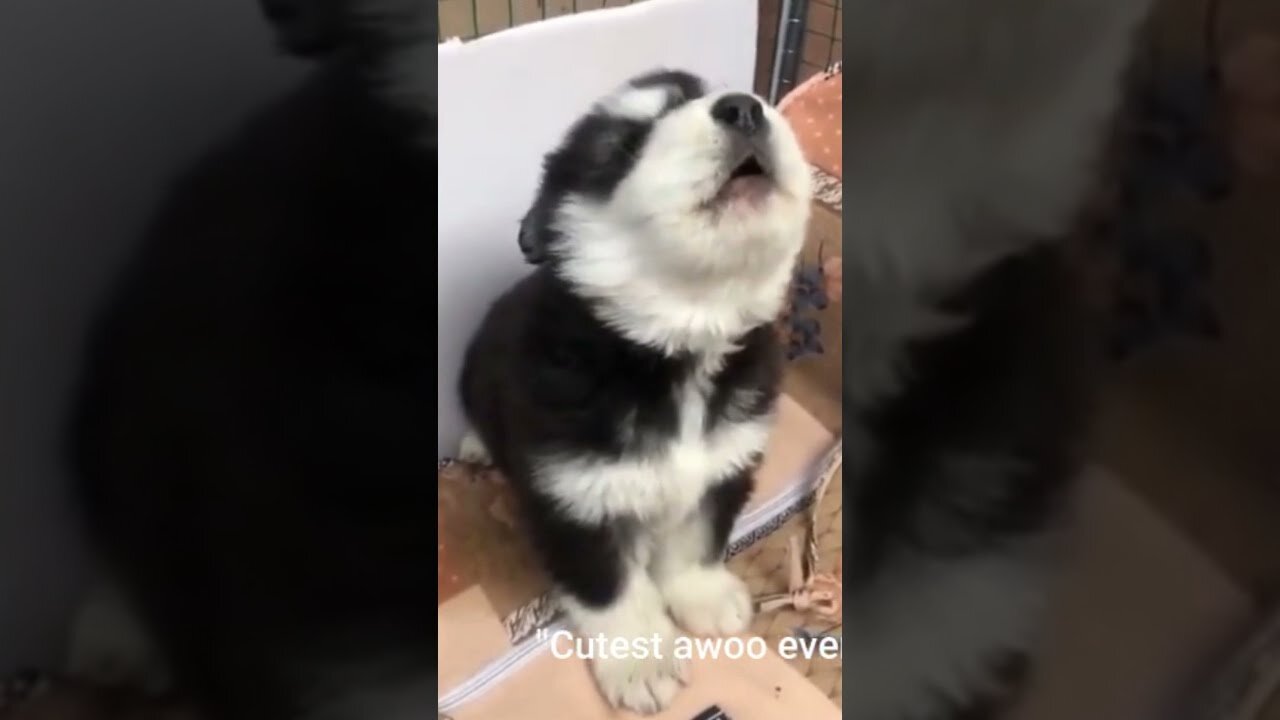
[0,1,304,671]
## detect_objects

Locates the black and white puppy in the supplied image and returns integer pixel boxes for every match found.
[836,0,1155,718]
[458,71,811,714]
[70,2,437,719]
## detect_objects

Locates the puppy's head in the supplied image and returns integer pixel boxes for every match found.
[520,70,811,288]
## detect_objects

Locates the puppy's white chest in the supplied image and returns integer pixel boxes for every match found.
[537,371,771,526]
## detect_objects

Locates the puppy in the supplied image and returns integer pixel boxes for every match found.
[70,2,437,719]
[836,0,1156,718]
[458,70,812,714]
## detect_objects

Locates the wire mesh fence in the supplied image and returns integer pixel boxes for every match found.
[438,0,840,103]
[439,0,642,40]
[796,0,842,83]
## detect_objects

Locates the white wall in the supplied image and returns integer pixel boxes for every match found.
[0,1,304,672]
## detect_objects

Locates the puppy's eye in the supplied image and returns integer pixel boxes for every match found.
[593,125,644,163]
[617,129,646,157]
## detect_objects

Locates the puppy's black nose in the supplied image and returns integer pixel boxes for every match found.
[711,94,766,136]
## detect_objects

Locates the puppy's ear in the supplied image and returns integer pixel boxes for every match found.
[518,210,550,265]
[258,0,345,57]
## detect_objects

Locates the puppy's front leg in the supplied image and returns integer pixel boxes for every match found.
[652,473,754,637]
[550,523,688,715]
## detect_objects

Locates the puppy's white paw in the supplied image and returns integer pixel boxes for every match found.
[663,565,753,637]
[590,622,688,715]
[457,430,492,465]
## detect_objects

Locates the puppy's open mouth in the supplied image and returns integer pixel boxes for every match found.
[716,154,773,206]
[729,155,766,181]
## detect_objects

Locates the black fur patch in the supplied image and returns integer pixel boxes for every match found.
[628,68,707,105]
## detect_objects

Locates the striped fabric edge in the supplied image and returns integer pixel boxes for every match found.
[504,590,560,645]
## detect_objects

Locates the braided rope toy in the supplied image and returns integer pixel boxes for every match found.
[754,441,843,622]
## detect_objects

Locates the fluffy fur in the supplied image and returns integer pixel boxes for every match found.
[836,0,1155,718]
[69,2,437,719]
[459,71,811,714]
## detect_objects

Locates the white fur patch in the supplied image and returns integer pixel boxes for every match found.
[648,506,753,636]
[535,360,772,525]
[597,86,671,120]
[560,569,688,715]
[661,565,753,637]
[553,90,811,356]
[841,542,1054,719]
[457,429,492,464]
[553,204,799,355]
